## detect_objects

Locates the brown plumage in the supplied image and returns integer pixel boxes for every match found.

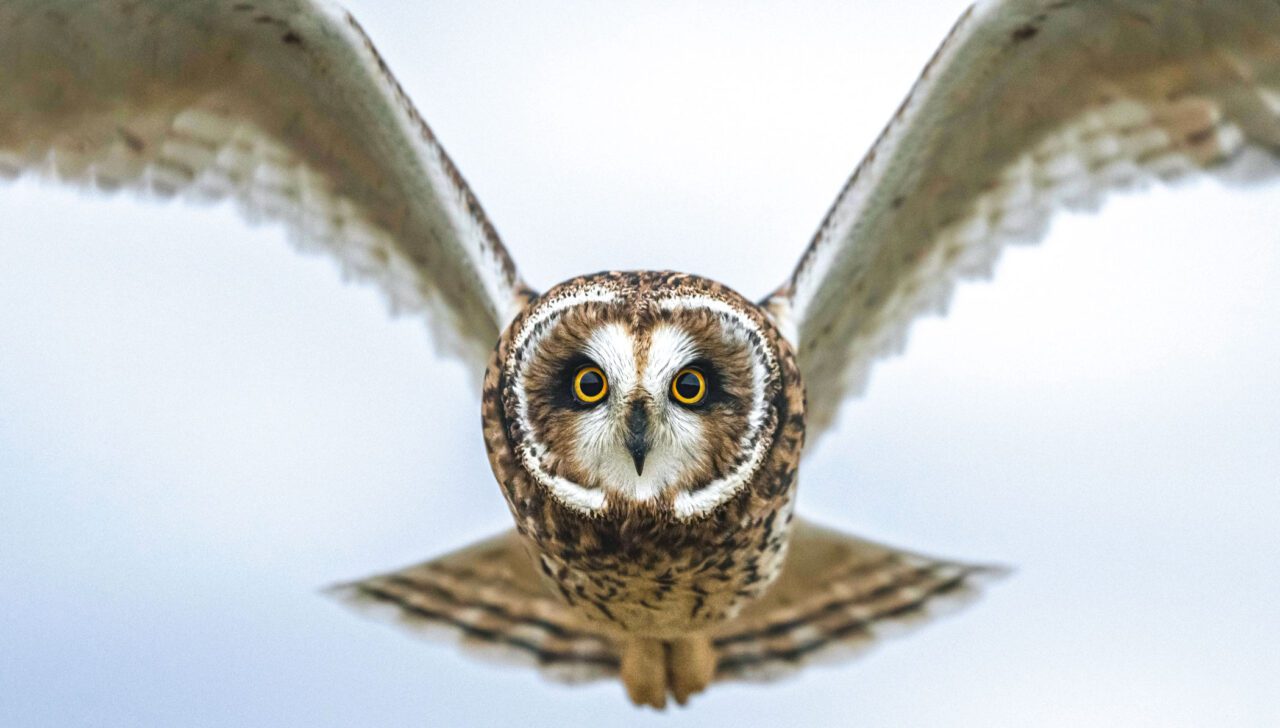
[489,273,801,636]
[45,0,1280,711]
[337,271,1002,707]
[334,518,1002,706]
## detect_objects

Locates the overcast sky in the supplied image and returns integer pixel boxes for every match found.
[2,2,1278,726]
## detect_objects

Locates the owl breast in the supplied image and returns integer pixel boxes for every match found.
[481,271,807,637]
[529,481,798,636]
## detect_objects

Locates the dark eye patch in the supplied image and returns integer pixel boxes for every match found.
[542,354,605,410]
[676,358,734,410]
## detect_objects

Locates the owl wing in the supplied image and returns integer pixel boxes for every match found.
[710,517,1005,682]
[328,530,622,684]
[764,0,1280,445]
[0,0,530,374]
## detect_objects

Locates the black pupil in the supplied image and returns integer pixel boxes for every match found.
[676,371,702,400]
[578,370,604,398]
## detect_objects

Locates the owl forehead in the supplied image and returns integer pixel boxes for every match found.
[579,315,727,379]
[578,323,689,394]
[509,282,768,379]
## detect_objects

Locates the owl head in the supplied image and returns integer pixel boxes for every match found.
[486,271,799,521]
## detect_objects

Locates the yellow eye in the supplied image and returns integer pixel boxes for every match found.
[671,368,707,405]
[573,366,608,404]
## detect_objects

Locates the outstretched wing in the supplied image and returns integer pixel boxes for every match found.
[764,0,1280,445]
[329,530,621,684]
[711,517,1005,682]
[0,0,531,375]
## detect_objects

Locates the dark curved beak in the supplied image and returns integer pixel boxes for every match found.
[625,402,650,476]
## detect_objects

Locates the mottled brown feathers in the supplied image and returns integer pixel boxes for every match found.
[339,271,1003,706]
[333,520,1004,688]
[483,271,804,638]
[330,531,621,682]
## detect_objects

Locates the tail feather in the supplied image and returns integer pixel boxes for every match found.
[328,520,1005,690]
[710,518,1007,682]
[328,531,621,683]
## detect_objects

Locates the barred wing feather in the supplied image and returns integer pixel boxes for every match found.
[767,0,1280,445]
[0,0,531,375]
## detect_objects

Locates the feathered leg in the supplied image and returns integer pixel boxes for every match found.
[620,638,667,709]
[666,635,716,706]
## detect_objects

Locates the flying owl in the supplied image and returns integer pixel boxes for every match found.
[2,0,1277,710]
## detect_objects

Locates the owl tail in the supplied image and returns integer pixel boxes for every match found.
[326,530,623,684]
[708,518,1008,682]
[328,520,1005,694]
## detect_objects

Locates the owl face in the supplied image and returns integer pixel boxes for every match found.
[497,272,787,520]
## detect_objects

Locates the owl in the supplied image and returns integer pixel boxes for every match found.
[2,0,1278,710]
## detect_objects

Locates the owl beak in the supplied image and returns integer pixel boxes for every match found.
[625,402,650,476]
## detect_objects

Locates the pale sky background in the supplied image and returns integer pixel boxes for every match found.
[2,2,1279,726]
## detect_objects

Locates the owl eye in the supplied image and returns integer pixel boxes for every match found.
[670,368,707,406]
[573,365,608,404]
